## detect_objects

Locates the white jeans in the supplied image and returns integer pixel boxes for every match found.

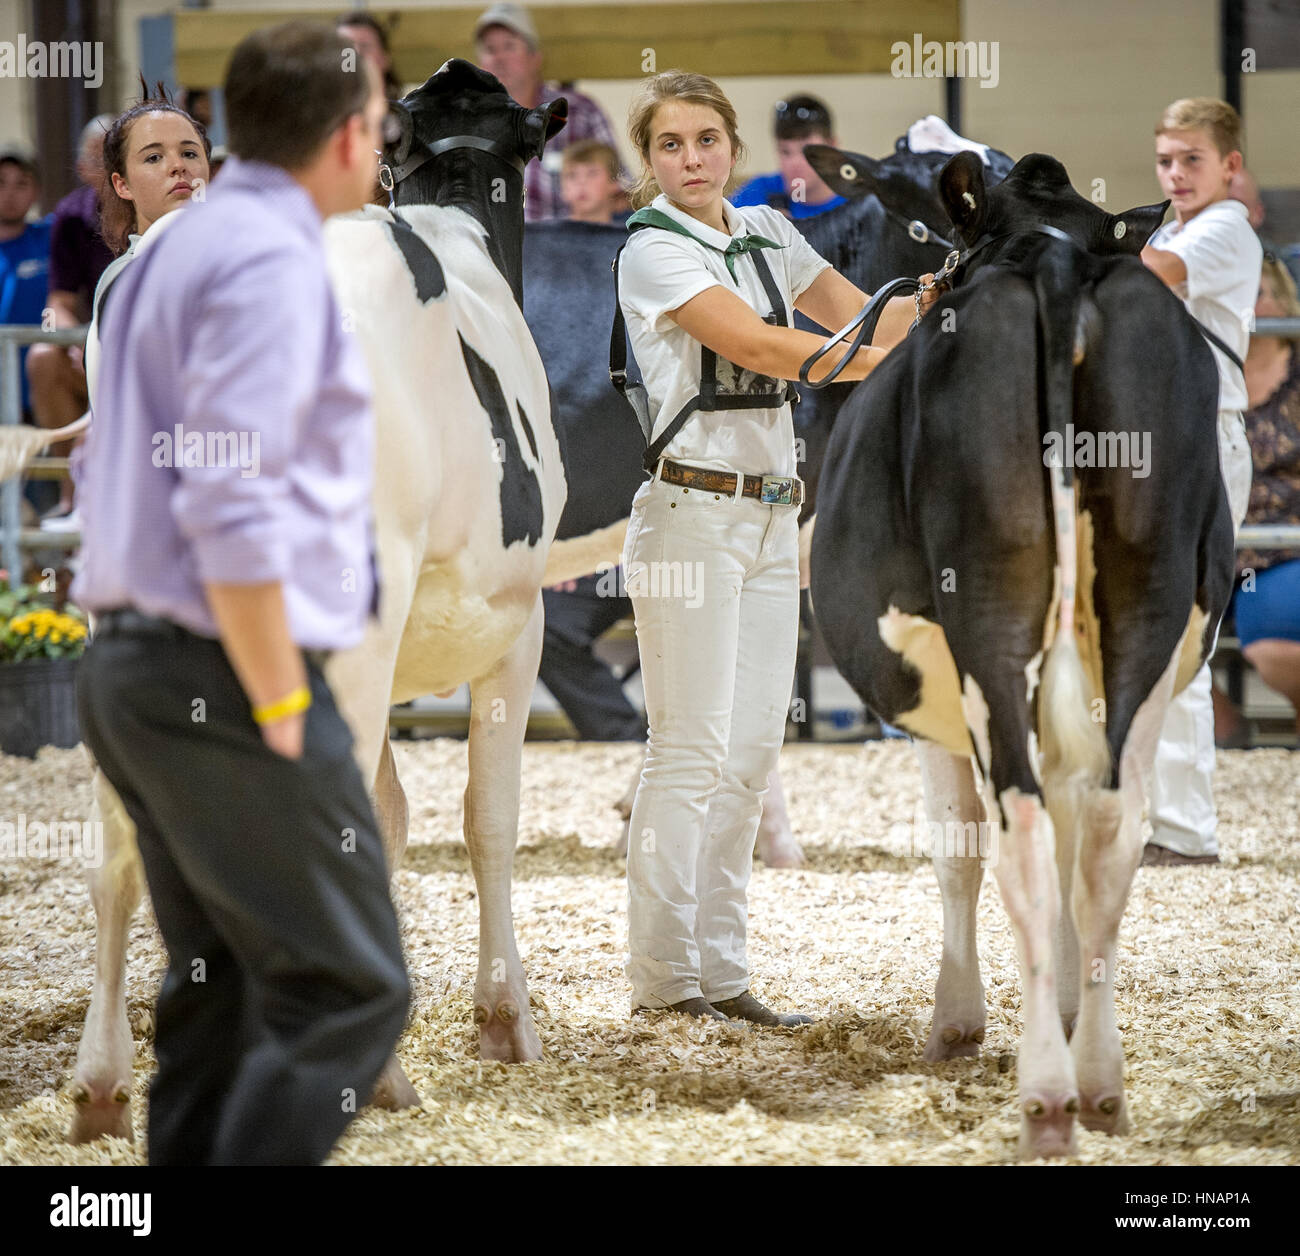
[1149,410,1252,856]
[623,473,800,1008]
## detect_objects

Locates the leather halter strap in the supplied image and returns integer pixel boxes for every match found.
[379,134,526,192]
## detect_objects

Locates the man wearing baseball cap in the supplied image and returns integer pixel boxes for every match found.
[474,3,626,221]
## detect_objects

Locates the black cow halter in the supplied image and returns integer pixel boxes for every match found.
[799,219,1246,389]
[377,134,527,205]
[797,223,1071,389]
[879,203,957,251]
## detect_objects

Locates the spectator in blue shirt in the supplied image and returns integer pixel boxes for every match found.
[730,94,846,221]
[0,143,51,418]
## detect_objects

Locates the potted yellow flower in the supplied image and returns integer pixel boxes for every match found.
[0,574,87,757]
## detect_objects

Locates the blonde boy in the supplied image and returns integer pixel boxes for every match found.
[560,139,627,223]
[1142,97,1263,865]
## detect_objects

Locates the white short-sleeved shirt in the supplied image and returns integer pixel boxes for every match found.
[1148,198,1262,413]
[618,192,832,476]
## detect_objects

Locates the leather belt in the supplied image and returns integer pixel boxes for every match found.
[94,608,331,670]
[658,459,803,506]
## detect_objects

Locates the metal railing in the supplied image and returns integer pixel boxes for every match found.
[0,324,88,577]
[1255,317,1300,338]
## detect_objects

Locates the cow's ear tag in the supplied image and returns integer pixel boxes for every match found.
[1113,220,1127,240]
[962,192,977,210]
[839,163,856,182]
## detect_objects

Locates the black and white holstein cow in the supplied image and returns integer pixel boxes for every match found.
[67,60,582,1141]
[809,151,1233,1158]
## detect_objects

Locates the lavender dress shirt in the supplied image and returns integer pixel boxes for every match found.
[70,156,379,650]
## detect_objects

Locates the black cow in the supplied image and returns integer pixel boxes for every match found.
[809,150,1233,1158]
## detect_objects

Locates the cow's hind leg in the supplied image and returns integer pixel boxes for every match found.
[69,768,142,1144]
[465,597,544,1061]
[1071,653,1177,1136]
[755,766,805,868]
[915,742,987,1061]
[1043,782,1081,1042]
[962,656,1079,1157]
[367,736,421,1110]
[992,783,1079,1158]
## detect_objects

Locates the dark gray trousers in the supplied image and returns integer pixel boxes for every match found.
[540,575,646,741]
[77,622,410,1166]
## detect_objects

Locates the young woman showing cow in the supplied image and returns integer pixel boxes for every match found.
[616,70,937,1025]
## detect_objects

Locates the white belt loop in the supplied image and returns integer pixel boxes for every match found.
[652,457,666,484]
[731,469,745,504]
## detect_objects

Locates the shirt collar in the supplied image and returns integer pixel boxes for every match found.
[1163,196,1248,236]
[651,192,745,248]
[211,154,323,244]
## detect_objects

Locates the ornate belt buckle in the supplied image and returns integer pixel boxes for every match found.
[760,475,796,506]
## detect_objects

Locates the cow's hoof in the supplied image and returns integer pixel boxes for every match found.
[368,1054,421,1110]
[757,831,806,869]
[1079,1092,1130,1136]
[475,1000,542,1062]
[67,1081,133,1144]
[1018,1093,1078,1159]
[923,1022,984,1061]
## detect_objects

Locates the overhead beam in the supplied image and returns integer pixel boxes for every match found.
[174,1,961,86]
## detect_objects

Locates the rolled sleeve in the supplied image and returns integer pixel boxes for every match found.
[621,233,723,334]
[172,246,324,586]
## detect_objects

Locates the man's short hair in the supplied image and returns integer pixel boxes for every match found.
[562,140,620,181]
[1156,97,1243,158]
[774,94,832,142]
[225,20,373,169]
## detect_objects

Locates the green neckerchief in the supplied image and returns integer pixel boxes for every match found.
[626,206,785,283]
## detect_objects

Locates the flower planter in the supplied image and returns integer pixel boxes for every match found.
[0,656,82,758]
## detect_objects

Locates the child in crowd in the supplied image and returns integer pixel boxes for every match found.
[560,139,628,224]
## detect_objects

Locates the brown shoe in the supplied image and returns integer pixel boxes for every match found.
[711,991,813,1027]
[1141,842,1220,867]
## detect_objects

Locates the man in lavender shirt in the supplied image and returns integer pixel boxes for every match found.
[73,21,409,1166]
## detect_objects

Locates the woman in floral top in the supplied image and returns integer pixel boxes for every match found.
[1222,256,1300,737]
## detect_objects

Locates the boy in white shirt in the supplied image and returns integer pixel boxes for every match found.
[1141,97,1263,865]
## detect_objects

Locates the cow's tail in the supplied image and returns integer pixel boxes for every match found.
[1035,237,1109,790]
[542,517,628,587]
[0,412,91,485]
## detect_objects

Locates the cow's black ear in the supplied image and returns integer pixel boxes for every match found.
[804,145,880,201]
[1102,200,1169,253]
[538,97,569,143]
[386,100,415,167]
[939,151,988,241]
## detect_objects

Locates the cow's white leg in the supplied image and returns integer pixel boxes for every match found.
[1042,781,1081,1041]
[992,787,1078,1158]
[69,769,141,1144]
[755,766,805,868]
[465,597,543,1062]
[1071,657,1176,1136]
[367,736,421,1110]
[915,742,987,1061]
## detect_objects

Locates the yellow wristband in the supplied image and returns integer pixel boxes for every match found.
[252,684,312,726]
